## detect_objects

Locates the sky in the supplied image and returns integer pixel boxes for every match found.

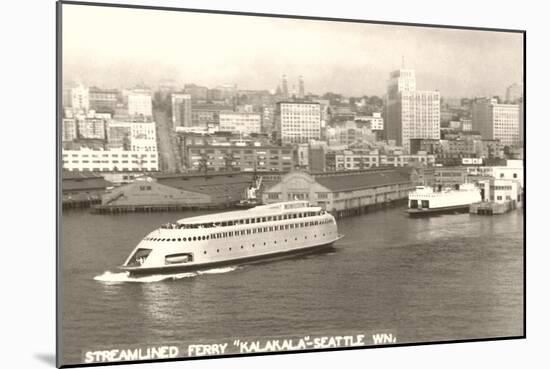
[62,4,524,98]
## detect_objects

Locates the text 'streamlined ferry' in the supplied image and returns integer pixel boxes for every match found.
[407,183,482,215]
[120,201,343,275]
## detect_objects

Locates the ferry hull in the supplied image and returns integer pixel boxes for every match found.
[120,238,341,276]
[407,204,471,216]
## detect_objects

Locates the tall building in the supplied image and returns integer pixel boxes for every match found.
[384,68,440,153]
[298,75,305,98]
[281,75,289,99]
[71,85,89,112]
[505,83,523,103]
[127,89,153,117]
[171,93,192,128]
[276,101,321,144]
[472,98,520,146]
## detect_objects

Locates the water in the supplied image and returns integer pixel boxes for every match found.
[60,207,524,365]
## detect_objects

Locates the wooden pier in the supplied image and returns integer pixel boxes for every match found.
[90,203,234,214]
[332,199,407,219]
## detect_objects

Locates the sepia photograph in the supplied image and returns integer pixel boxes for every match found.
[57,1,525,367]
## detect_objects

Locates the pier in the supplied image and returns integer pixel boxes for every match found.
[469,200,518,215]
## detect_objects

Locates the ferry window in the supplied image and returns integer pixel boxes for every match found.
[295,237,298,241]
[285,239,287,242]
[293,214,297,219]
[251,218,256,223]
[217,249,219,253]
[203,251,207,254]
[221,222,227,227]
[274,241,277,244]
[246,219,250,224]
[263,242,266,245]
[206,235,210,240]
[305,236,307,239]
[172,238,176,241]
[177,238,181,241]
[229,247,232,251]
[241,246,244,249]
[193,236,197,241]
[183,237,187,241]
[252,244,255,247]
[267,216,272,221]
[262,217,267,222]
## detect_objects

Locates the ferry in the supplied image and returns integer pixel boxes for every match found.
[407,183,482,215]
[120,201,343,276]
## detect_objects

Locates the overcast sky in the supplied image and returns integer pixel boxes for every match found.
[62,4,523,98]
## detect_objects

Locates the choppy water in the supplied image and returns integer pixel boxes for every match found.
[60,206,524,365]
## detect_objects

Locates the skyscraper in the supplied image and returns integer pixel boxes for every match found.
[472,97,520,146]
[281,74,289,99]
[384,68,440,153]
[171,93,192,128]
[298,75,305,98]
[276,101,321,144]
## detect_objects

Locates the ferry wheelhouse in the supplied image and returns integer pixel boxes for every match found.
[120,201,342,275]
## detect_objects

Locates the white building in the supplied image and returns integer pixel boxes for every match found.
[107,120,157,152]
[478,178,521,204]
[326,122,375,146]
[71,85,89,111]
[219,111,262,134]
[276,102,321,144]
[171,93,192,128]
[355,112,384,131]
[127,90,153,117]
[472,98,520,146]
[62,148,159,172]
[331,150,435,170]
[385,68,440,153]
[493,159,523,187]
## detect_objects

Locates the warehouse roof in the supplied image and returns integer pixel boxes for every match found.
[156,173,255,203]
[315,170,411,192]
[62,172,113,192]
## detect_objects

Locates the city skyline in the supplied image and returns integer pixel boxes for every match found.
[63,4,523,98]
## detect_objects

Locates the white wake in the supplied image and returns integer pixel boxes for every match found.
[94,266,238,283]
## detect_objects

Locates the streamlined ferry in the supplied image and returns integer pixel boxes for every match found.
[120,201,343,276]
[407,183,482,215]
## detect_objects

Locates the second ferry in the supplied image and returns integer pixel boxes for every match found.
[407,183,482,215]
[120,201,343,276]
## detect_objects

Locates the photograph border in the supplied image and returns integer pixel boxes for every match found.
[55,1,527,367]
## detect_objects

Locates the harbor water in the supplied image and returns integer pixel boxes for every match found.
[60,206,524,365]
